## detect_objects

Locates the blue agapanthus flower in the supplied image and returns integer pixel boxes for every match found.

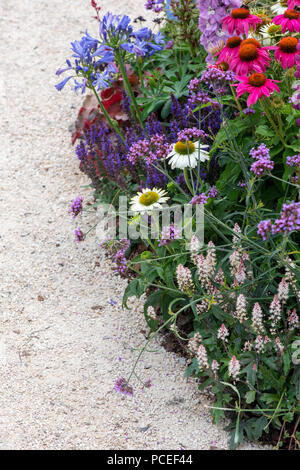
[98,12,165,57]
[55,31,115,92]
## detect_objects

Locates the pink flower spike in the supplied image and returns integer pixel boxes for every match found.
[273,9,300,33]
[234,73,280,107]
[221,8,262,36]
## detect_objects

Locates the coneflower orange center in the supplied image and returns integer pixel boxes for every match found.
[226,36,242,48]
[279,36,298,52]
[284,9,299,19]
[174,141,196,155]
[139,191,160,206]
[248,73,267,87]
[239,44,258,61]
[241,38,261,48]
[231,8,250,19]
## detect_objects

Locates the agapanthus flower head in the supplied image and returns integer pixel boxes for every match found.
[274,36,299,68]
[234,73,279,106]
[229,41,271,75]
[221,7,262,36]
[167,141,210,169]
[273,9,300,33]
[55,32,115,93]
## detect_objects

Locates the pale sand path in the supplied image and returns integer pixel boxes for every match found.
[0,0,262,449]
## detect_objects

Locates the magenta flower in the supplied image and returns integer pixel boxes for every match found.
[273,9,300,33]
[274,37,299,68]
[229,39,270,75]
[288,0,300,8]
[217,36,242,62]
[221,7,262,36]
[234,73,280,106]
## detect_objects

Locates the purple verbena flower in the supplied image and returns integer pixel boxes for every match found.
[114,377,134,396]
[69,196,84,218]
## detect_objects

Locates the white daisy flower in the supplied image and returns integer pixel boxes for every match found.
[260,23,282,44]
[271,0,287,15]
[130,187,169,214]
[167,141,210,170]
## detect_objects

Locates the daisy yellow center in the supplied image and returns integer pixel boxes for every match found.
[241,38,261,48]
[226,36,242,48]
[267,24,282,35]
[174,141,196,155]
[239,44,258,61]
[279,36,298,52]
[248,73,267,87]
[284,9,299,19]
[139,191,160,206]
[231,8,250,19]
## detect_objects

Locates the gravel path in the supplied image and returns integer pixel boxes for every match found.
[0,0,262,450]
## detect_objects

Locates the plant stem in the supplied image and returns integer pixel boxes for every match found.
[183,167,194,195]
[259,99,287,148]
[91,85,125,144]
[115,50,145,129]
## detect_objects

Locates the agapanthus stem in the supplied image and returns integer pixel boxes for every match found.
[114,50,145,129]
[91,85,125,144]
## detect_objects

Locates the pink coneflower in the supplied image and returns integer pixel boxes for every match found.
[229,40,271,75]
[234,73,280,106]
[273,9,300,33]
[287,0,300,8]
[216,36,242,62]
[221,8,262,36]
[274,36,299,68]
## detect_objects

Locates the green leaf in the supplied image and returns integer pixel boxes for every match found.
[122,279,144,309]
[245,390,256,404]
